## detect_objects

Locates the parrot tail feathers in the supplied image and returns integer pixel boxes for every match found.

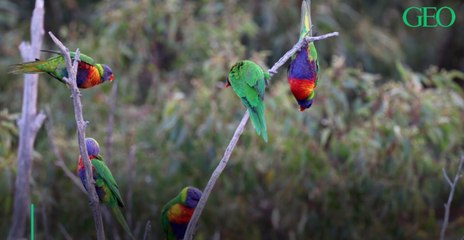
[248,106,268,142]
[300,0,312,39]
[111,206,135,240]
[8,61,45,74]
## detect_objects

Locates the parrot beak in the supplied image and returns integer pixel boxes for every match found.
[225,76,230,88]
[109,74,114,82]
[299,106,306,112]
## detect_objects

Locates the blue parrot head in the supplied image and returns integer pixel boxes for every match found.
[297,98,314,111]
[182,187,202,209]
[101,64,114,82]
[85,138,100,157]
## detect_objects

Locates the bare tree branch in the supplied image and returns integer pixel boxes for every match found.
[442,168,453,187]
[440,155,464,240]
[45,114,87,194]
[269,32,339,75]
[142,221,151,240]
[48,32,106,240]
[184,31,339,240]
[58,223,73,240]
[8,0,46,238]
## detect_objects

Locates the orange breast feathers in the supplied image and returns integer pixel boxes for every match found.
[288,79,315,100]
[78,62,102,88]
[167,203,194,224]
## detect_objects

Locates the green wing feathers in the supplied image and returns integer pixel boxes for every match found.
[242,98,268,142]
[91,158,133,239]
[161,197,177,239]
[229,60,268,142]
[72,52,95,65]
[111,206,135,240]
[300,0,312,39]
[91,159,125,208]
[41,50,96,65]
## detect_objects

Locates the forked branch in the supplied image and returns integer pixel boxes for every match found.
[440,155,464,240]
[48,32,106,240]
[184,31,339,240]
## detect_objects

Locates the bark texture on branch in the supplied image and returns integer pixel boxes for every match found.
[184,31,339,240]
[48,32,106,240]
[8,0,46,238]
[440,156,464,240]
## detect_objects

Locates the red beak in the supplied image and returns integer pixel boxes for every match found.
[109,74,114,81]
[299,106,305,112]
[225,81,230,88]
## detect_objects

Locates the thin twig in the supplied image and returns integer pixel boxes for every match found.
[45,114,87,194]
[8,0,46,238]
[268,32,339,76]
[440,155,464,240]
[442,168,453,187]
[183,31,339,240]
[57,223,73,240]
[142,221,151,240]
[48,32,106,240]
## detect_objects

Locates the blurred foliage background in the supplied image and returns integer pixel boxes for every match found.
[1,0,464,239]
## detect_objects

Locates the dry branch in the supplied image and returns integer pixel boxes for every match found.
[8,0,46,238]
[184,31,339,240]
[48,32,106,240]
[142,221,151,240]
[58,223,73,240]
[440,155,464,240]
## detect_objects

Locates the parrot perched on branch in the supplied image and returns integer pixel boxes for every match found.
[77,138,134,239]
[10,50,113,89]
[287,0,320,111]
[161,187,202,240]
[226,60,270,142]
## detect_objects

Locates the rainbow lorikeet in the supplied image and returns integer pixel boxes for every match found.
[77,138,134,239]
[9,50,113,89]
[161,187,202,240]
[287,0,319,111]
[226,60,270,142]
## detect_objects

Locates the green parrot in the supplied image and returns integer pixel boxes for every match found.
[161,187,202,240]
[77,138,134,239]
[10,50,113,89]
[287,0,320,111]
[226,60,270,142]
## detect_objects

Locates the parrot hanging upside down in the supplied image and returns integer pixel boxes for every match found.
[287,0,320,111]
[161,187,202,240]
[226,60,269,142]
[9,50,114,89]
[77,138,134,239]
